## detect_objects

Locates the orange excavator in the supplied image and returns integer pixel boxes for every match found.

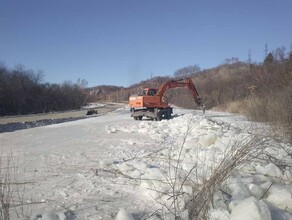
[129,78,203,121]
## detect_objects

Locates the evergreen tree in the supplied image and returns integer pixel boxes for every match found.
[264,52,274,65]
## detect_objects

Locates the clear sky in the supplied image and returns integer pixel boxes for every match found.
[1,0,291,87]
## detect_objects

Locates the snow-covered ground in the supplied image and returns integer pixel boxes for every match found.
[0,106,291,220]
[81,103,105,109]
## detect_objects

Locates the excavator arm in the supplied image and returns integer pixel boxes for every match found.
[156,78,202,106]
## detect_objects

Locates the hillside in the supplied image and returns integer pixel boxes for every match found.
[87,48,292,143]
[86,76,171,103]
[86,85,124,102]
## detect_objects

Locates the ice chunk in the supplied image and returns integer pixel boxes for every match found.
[284,169,292,182]
[128,169,141,178]
[253,175,272,184]
[230,197,271,220]
[144,167,164,179]
[181,209,189,220]
[209,208,230,220]
[266,185,292,212]
[200,118,212,128]
[111,128,117,133]
[140,179,153,189]
[270,209,292,220]
[182,158,196,172]
[42,211,59,220]
[240,164,257,174]
[246,183,263,199]
[115,208,134,220]
[228,178,250,201]
[255,163,282,177]
[99,159,114,168]
[228,200,241,211]
[264,163,282,177]
[182,185,193,195]
[184,139,198,150]
[30,213,42,220]
[260,181,273,192]
[199,133,217,147]
[131,160,149,172]
[57,212,66,220]
[118,163,135,173]
[105,125,118,133]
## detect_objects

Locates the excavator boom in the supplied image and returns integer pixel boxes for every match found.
[156,78,201,106]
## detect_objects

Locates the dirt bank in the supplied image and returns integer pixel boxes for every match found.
[0,103,124,132]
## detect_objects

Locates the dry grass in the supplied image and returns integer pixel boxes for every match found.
[220,85,292,144]
[223,100,247,114]
[243,87,292,143]
[0,154,13,220]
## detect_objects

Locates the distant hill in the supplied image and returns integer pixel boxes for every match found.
[85,62,251,108]
[86,76,171,103]
[86,85,124,102]
[86,85,123,95]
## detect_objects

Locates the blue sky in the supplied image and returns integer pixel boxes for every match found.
[1,0,291,87]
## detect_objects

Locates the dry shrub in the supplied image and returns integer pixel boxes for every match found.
[243,96,268,122]
[266,86,292,142]
[242,85,292,143]
[224,100,247,114]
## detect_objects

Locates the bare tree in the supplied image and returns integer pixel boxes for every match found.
[174,65,201,78]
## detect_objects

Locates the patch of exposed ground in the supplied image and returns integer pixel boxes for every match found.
[0,103,122,133]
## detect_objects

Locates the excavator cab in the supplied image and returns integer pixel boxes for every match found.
[139,88,158,96]
[148,88,158,96]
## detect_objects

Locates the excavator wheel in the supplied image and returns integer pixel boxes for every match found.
[154,114,162,121]
[165,111,171,120]
[134,116,143,120]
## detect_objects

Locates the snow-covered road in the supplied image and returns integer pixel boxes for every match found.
[1,106,291,220]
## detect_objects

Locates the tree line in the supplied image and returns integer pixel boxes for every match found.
[0,65,87,116]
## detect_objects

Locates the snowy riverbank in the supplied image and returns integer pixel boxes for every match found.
[0,106,291,219]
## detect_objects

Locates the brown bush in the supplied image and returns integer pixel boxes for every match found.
[224,100,247,114]
[240,86,292,143]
